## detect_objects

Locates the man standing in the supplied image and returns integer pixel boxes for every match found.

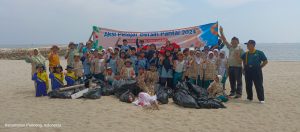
[241,40,268,103]
[219,27,244,98]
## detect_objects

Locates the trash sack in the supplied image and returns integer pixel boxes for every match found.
[83,88,102,99]
[172,89,199,108]
[185,82,208,98]
[155,85,168,104]
[115,82,141,97]
[101,85,115,96]
[196,98,226,109]
[175,81,189,91]
[48,90,73,99]
[119,90,134,103]
[166,87,174,98]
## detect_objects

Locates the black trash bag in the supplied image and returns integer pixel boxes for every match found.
[101,85,115,96]
[185,82,208,98]
[172,89,199,108]
[119,90,134,103]
[48,90,73,99]
[166,87,174,98]
[175,81,189,91]
[196,98,226,109]
[115,82,141,97]
[83,88,102,99]
[155,84,168,104]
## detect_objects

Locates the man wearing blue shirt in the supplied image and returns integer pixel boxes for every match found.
[241,40,268,104]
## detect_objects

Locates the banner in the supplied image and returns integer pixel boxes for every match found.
[92,22,218,49]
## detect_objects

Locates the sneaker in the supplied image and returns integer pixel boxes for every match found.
[259,101,265,104]
[229,93,235,97]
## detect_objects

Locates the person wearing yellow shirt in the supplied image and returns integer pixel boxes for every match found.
[48,45,60,72]
[49,65,64,90]
[65,65,77,86]
[32,64,49,97]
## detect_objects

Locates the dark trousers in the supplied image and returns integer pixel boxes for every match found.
[228,66,243,95]
[159,77,173,89]
[244,66,264,101]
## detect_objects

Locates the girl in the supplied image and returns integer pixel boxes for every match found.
[189,50,202,86]
[200,58,217,89]
[135,52,148,75]
[65,65,77,86]
[49,65,64,90]
[120,59,135,80]
[159,49,173,89]
[173,52,186,87]
[207,51,216,64]
[207,75,228,102]
[32,64,49,97]
[216,50,228,89]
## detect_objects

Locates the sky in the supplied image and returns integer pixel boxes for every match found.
[0,0,299,46]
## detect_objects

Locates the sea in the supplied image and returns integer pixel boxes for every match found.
[0,43,299,61]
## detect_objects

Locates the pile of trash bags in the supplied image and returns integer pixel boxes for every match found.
[172,81,226,109]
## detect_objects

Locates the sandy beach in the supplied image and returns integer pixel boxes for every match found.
[0,60,299,132]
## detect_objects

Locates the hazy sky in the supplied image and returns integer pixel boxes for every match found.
[0,0,299,45]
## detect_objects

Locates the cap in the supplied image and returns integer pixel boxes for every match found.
[65,65,74,70]
[244,40,256,45]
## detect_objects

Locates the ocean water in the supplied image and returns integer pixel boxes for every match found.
[0,43,299,61]
[239,43,300,61]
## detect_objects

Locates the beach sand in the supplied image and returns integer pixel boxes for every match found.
[0,60,299,132]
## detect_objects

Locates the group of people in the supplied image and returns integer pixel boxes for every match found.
[25,26,268,105]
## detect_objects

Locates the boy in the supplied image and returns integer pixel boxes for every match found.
[91,51,105,81]
[65,42,77,67]
[48,45,60,72]
[73,52,83,83]
[104,67,115,85]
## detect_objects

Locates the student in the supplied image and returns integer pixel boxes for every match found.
[172,43,180,60]
[48,45,60,72]
[120,59,136,80]
[147,44,157,60]
[49,65,64,90]
[207,75,228,102]
[65,65,77,86]
[213,49,219,61]
[104,67,115,85]
[173,52,186,87]
[117,51,127,74]
[25,48,46,77]
[135,52,148,75]
[207,51,216,64]
[32,64,49,97]
[65,42,77,67]
[107,52,118,74]
[82,41,93,78]
[146,63,159,96]
[159,49,173,89]
[200,58,217,89]
[129,47,138,74]
[73,52,83,83]
[115,38,132,52]
[216,50,228,89]
[136,67,150,94]
[148,52,159,69]
[189,50,203,86]
[91,51,105,81]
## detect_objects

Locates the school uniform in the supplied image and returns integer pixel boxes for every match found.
[173,60,186,87]
[146,71,159,96]
[200,61,217,89]
[65,71,77,86]
[189,57,202,86]
[32,72,49,96]
[91,58,105,80]
[49,73,64,90]
[159,58,173,88]
[107,58,118,74]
